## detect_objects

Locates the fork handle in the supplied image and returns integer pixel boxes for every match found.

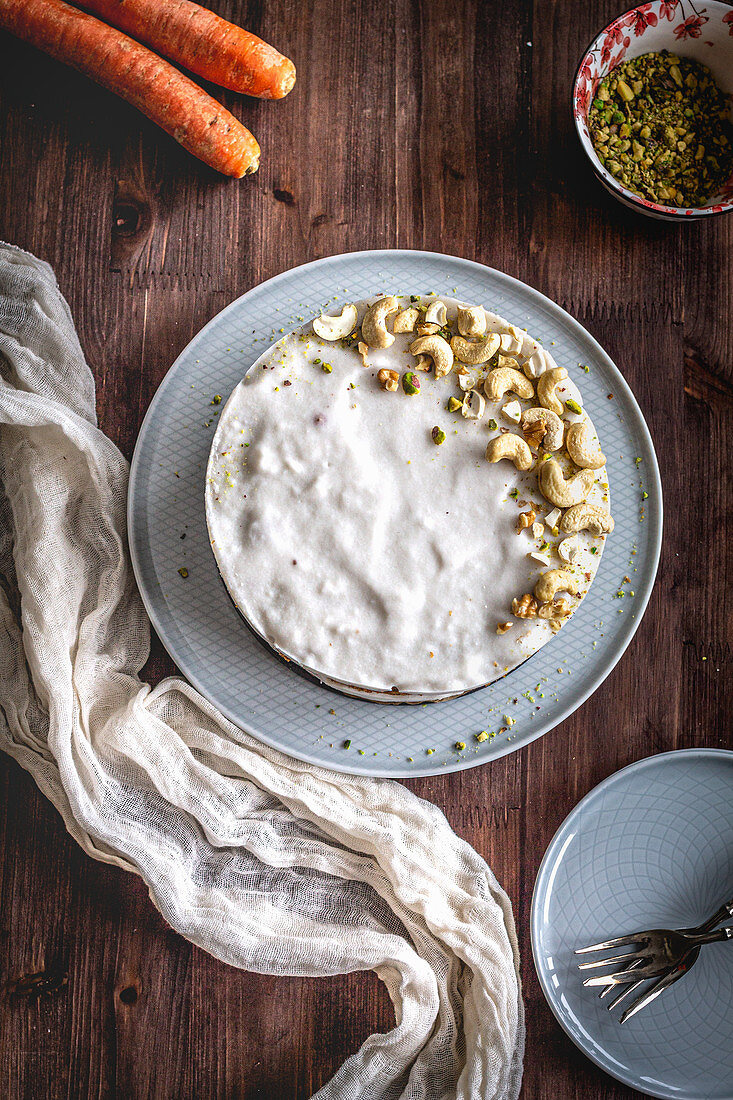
[697,896,733,932]
[686,926,733,946]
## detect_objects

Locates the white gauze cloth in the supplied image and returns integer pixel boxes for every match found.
[0,244,523,1100]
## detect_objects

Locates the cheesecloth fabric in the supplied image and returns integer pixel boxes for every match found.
[0,243,523,1100]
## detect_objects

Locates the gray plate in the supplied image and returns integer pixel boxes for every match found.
[531,750,733,1099]
[128,249,662,777]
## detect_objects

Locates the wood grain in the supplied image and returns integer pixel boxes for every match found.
[0,1,731,1096]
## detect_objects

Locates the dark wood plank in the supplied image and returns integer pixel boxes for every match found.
[0,0,731,1097]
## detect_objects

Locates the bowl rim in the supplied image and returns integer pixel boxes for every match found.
[572,2,733,220]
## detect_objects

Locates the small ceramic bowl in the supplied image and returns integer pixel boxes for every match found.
[573,1,733,220]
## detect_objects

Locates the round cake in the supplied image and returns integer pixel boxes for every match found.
[205,295,613,702]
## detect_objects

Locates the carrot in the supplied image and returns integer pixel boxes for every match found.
[76,0,296,100]
[0,0,260,177]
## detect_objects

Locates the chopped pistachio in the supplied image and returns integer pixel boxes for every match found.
[487,418,498,431]
[565,397,583,415]
[588,51,733,207]
[447,396,462,412]
[431,425,446,445]
[402,371,420,395]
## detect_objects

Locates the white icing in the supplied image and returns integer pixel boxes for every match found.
[206,297,610,699]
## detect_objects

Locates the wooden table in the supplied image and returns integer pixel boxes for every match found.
[0,2,730,1096]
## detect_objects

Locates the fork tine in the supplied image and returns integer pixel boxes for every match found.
[600,959,643,1001]
[606,974,645,1009]
[575,933,646,954]
[577,950,644,971]
[583,959,665,987]
[583,974,625,988]
[619,967,688,1024]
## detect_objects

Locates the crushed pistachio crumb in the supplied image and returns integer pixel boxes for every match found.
[177,567,189,578]
[588,50,733,207]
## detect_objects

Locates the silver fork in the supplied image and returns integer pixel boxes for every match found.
[597,895,733,1021]
[576,921,733,1019]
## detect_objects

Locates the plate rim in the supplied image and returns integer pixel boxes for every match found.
[128,248,664,778]
[530,747,733,1099]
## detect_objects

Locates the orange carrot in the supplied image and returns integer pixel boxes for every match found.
[0,0,260,177]
[76,0,296,100]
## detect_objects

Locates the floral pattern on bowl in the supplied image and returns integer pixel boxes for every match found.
[573,1,733,219]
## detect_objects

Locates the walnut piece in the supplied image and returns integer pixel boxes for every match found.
[538,598,572,620]
[377,368,399,392]
[496,621,514,634]
[523,425,545,451]
[512,594,538,618]
[516,509,536,533]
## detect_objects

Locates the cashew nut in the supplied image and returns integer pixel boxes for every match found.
[538,458,595,508]
[462,389,485,419]
[458,365,486,391]
[451,331,501,365]
[393,307,420,334]
[485,433,533,471]
[537,366,568,416]
[457,304,487,337]
[484,366,535,402]
[534,569,581,604]
[424,300,447,326]
[558,536,580,564]
[409,335,454,378]
[559,503,615,536]
[566,418,607,469]
[521,407,564,451]
[523,346,554,379]
[498,325,524,356]
[361,296,400,349]
[312,302,358,341]
[502,399,522,423]
[416,322,441,336]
